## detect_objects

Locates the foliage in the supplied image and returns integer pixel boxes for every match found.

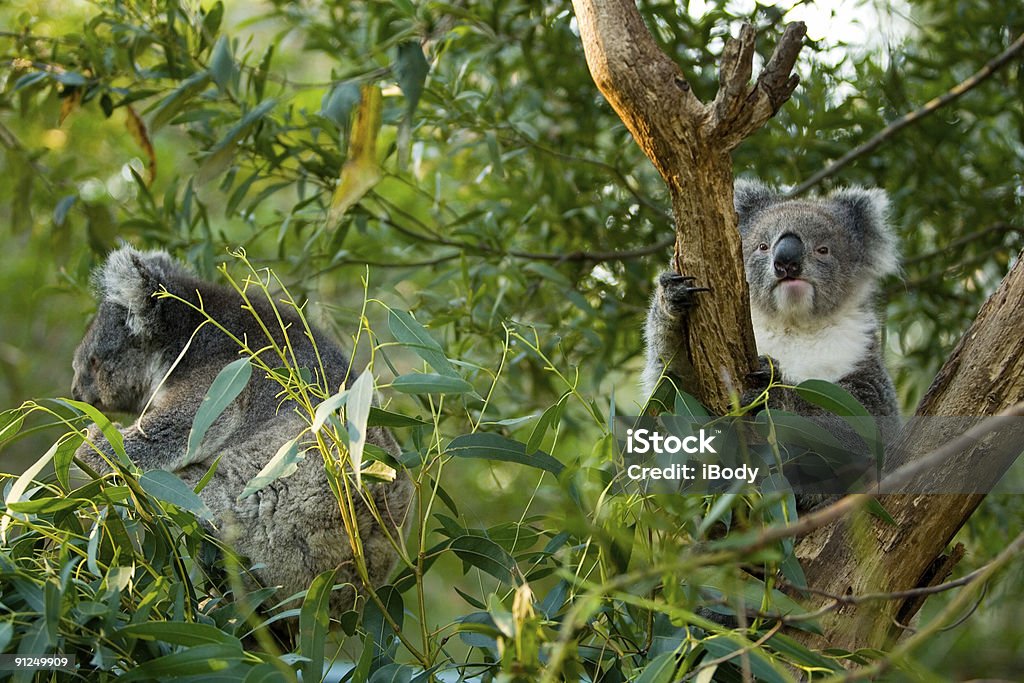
[1,0,1022,680]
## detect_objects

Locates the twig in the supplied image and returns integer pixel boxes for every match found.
[739,401,1024,550]
[818,530,1024,682]
[789,31,1024,197]
[684,622,783,680]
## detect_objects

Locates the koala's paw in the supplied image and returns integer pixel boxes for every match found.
[656,272,711,318]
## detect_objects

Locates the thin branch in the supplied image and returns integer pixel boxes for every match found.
[683,622,783,681]
[900,222,1021,267]
[775,551,998,607]
[818,530,1024,683]
[739,400,1024,550]
[789,31,1024,196]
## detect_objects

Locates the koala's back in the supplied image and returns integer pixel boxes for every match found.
[73,246,411,618]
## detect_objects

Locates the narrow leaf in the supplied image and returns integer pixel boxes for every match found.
[139,470,214,521]
[394,42,429,114]
[346,371,375,485]
[392,373,473,395]
[116,621,241,647]
[238,438,302,500]
[446,433,564,477]
[450,535,517,584]
[388,309,458,377]
[2,437,61,541]
[187,358,252,462]
[327,84,382,226]
[312,389,349,432]
[299,571,335,682]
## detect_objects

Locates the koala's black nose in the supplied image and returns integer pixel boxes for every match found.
[773,233,804,279]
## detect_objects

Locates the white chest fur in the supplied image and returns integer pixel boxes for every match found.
[751,307,875,384]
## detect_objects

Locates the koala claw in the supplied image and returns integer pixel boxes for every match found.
[657,272,711,317]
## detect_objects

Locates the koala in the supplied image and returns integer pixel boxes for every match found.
[72,245,412,620]
[643,180,900,495]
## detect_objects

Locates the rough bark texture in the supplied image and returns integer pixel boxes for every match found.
[794,250,1024,650]
[572,0,1023,656]
[571,0,805,413]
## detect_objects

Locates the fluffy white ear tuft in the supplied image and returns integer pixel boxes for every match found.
[829,186,899,278]
[733,179,780,227]
[96,246,180,336]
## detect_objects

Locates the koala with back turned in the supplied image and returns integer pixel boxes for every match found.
[72,246,412,618]
[643,180,900,460]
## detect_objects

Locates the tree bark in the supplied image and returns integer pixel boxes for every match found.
[572,0,1024,657]
[794,249,1024,651]
[571,0,805,414]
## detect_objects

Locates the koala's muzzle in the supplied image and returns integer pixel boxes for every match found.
[773,233,804,280]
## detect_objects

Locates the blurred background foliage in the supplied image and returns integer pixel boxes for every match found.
[1,0,1022,679]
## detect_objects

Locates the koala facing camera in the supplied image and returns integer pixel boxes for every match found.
[643,181,901,502]
[72,246,412,619]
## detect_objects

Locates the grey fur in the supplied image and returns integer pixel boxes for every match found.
[643,179,900,441]
[73,246,412,617]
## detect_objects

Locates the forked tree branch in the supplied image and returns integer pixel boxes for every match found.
[572,0,805,413]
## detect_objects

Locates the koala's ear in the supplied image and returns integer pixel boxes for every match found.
[829,187,899,277]
[733,179,780,227]
[96,246,181,336]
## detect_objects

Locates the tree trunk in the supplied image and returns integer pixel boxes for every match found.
[572,0,1024,657]
[794,249,1024,650]
[571,0,805,414]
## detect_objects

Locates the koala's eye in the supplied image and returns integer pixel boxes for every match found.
[816,246,830,255]
[89,356,100,371]
[757,242,769,252]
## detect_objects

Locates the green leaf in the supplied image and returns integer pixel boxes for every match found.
[794,379,884,459]
[321,82,361,128]
[194,453,222,494]
[243,663,293,683]
[197,99,277,182]
[52,431,81,491]
[209,36,236,94]
[394,42,430,114]
[2,436,62,541]
[346,371,375,484]
[446,433,564,476]
[187,358,252,463]
[117,643,245,681]
[701,636,790,683]
[793,379,871,418]
[238,438,302,500]
[526,395,567,455]
[0,409,24,447]
[312,388,349,432]
[61,398,130,468]
[368,407,430,428]
[201,1,224,50]
[363,585,405,661]
[392,373,473,395]
[675,391,710,418]
[351,633,375,683]
[149,71,212,130]
[299,570,334,682]
[116,621,242,647]
[42,578,60,646]
[634,652,677,683]
[388,309,458,377]
[450,535,517,584]
[53,194,76,227]
[251,45,274,101]
[139,470,214,521]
